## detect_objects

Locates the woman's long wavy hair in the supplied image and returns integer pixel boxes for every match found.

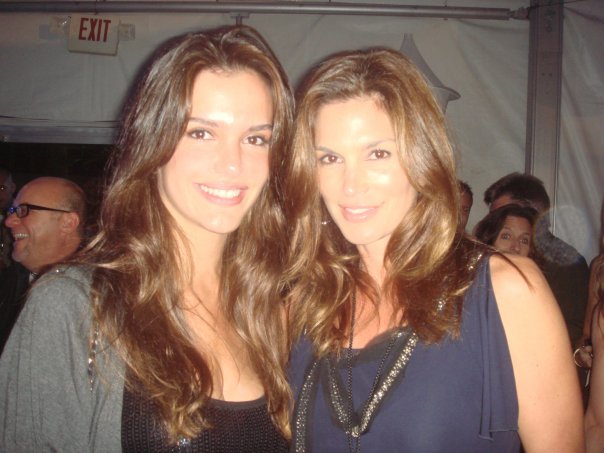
[78,26,293,441]
[284,48,483,355]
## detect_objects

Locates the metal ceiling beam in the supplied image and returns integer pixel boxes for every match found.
[0,2,519,20]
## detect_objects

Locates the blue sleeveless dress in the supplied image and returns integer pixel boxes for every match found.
[288,258,520,452]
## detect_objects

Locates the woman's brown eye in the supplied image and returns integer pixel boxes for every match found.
[370,149,391,160]
[318,154,340,165]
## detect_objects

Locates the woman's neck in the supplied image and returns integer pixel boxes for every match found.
[353,242,403,347]
[350,293,399,348]
[174,227,226,311]
[357,242,387,286]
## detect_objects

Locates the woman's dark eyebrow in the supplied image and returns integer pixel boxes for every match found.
[249,124,273,132]
[315,145,335,153]
[188,117,219,127]
[188,117,273,132]
[364,138,395,149]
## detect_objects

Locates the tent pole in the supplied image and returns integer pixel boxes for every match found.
[525,0,563,233]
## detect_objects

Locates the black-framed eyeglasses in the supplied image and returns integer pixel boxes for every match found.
[7,203,71,219]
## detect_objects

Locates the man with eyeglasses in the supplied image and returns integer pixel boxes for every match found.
[0,176,86,353]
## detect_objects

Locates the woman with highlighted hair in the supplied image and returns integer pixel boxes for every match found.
[284,48,583,452]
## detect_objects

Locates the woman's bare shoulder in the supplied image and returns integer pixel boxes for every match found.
[488,253,553,308]
[489,254,583,451]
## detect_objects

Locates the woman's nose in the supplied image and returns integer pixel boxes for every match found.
[214,142,242,174]
[343,164,368,196]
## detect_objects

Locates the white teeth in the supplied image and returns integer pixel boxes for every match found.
[346,207,371,214]
[13,233,28,240]
[200,185,241,199]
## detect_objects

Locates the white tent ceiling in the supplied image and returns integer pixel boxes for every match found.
[0,0,602,262]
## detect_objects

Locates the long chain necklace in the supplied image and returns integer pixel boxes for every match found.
[345,293,358,453]
[344,292,412,453]
[291,295,418,453]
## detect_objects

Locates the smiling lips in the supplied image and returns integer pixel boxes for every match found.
[340,205,378,222]
[198,183,245,205]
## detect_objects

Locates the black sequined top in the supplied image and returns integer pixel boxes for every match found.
[121,382,289,453]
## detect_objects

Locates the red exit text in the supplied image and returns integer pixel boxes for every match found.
[77,17,112,42]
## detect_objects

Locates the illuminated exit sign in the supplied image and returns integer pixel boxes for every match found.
[68,14,119,55]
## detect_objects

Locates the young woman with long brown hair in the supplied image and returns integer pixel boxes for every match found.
[284,48,583,452]
[0,25,293,452]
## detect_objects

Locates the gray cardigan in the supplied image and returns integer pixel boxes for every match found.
[0,266,124,452]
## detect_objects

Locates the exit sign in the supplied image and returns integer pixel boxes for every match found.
[68,14,119,55]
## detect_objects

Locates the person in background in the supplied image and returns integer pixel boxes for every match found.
[584,203,604,452]
[0,26,293,452]
[458,180,473,232]
[484,172,589,350]
[5,177,85,276]
[0,176,85,353]
[0,166,16,269]
[474,204,539,259]
[285,47,583,452]
[575,199,604,409]
[578,199,604,366]
[0,167,15,211]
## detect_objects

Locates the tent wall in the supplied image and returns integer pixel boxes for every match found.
[0,0,601,262]
[558,2,604,264]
